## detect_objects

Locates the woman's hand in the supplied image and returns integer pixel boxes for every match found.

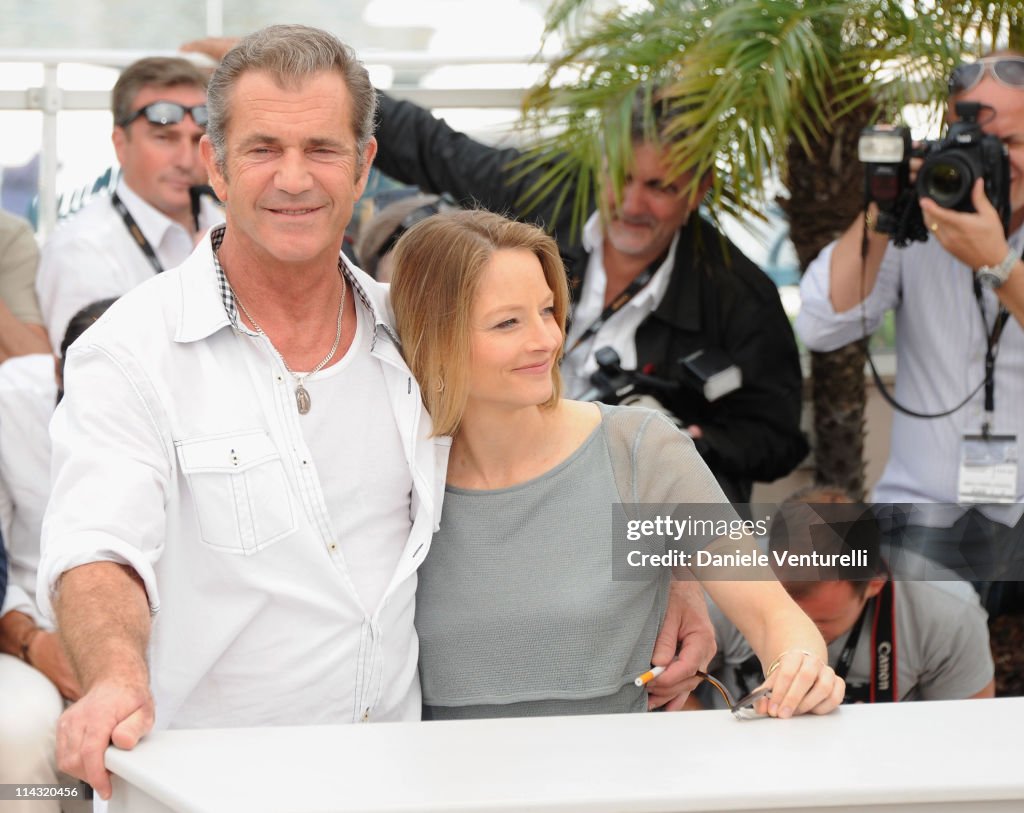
[757,650,844,718]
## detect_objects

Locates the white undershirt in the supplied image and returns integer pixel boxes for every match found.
[298,298,413,613]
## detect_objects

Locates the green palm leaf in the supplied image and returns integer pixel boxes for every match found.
[520,0,1024,234]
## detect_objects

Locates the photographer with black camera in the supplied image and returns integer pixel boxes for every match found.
[796,51,1024,614]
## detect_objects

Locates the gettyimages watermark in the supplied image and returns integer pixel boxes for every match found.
[611,502,1024,582]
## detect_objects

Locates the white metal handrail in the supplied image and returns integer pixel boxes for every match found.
[0,48,543,237]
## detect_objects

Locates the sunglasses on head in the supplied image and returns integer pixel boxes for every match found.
[120,101,209,128]
[948,56,1024,96]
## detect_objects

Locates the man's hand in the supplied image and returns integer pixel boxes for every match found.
[920,178,1010,271]
[53,561,155,800]
[27,629,82,701]
[57,678,154,801]
[647,580,716,710]
[180,37,239,63]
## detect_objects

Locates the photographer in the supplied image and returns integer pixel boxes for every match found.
[703,487,995,705]
[797,51,1024,611]
[36,57,221,350]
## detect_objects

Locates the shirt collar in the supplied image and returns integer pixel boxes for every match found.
[582,210,604,254]
[115,177,185,247]
[194,224,398,350]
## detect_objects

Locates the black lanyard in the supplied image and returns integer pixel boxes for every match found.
[189,185,219,233]
[566,254,666,354]
[835,579,897,703]
[111,192,165,275]
[972,276,1010,437]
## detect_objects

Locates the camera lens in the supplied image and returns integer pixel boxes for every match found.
[918,155,973,209]
[926,164,965,201]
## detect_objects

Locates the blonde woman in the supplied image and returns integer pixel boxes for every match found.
[390,209,843,719]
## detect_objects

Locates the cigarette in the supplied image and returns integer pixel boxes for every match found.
[634,666,665,687]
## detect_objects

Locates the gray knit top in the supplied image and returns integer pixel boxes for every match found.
[416,403,727,720]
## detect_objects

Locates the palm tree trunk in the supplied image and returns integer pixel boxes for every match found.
[810,341,868,498]
[779,101,875,499]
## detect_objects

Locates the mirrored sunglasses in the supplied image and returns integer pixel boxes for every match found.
[120,101,209,128]
[948,57,1024,96]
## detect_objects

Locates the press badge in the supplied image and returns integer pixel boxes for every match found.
[957,434,1018,503]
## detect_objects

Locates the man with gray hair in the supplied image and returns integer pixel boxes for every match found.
[38,25,446,800]
[36,56,222,348]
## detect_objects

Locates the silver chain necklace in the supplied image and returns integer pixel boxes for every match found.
[234,273,347,415]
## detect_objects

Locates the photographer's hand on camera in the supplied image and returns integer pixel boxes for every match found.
[921,179,1024,326]
[920,178,1010,268]
[828,148,923,314]
[826,203,891,314]
[826,130,926,314]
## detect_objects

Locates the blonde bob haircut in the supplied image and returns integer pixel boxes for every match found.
[390,209,570,437]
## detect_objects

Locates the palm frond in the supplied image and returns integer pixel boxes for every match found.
[519,0,1024,238]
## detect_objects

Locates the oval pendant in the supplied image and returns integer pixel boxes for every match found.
[296,384,311,415]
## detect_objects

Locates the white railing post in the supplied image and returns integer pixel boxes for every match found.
[205,0,223,37]
[29,63,61,239]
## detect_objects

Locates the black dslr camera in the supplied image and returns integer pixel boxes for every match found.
[858,102,1010,246]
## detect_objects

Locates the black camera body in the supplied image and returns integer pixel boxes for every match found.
[859,102,1010,246]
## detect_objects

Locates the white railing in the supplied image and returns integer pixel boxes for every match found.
[0,48,543,237]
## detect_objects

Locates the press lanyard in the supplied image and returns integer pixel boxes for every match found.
[971,276,1010,438]
[835,579,897,703]
[111,192,165,275]
[566,254,666,354]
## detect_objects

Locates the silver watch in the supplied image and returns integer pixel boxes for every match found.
[976,248,1019,289]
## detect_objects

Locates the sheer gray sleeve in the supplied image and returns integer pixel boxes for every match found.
[602,404,729,506]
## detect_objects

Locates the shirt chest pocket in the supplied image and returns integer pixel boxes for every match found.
[176,430,297,555]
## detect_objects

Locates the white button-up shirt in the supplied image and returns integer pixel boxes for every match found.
[562,212,679,397]
[38,228,449,729]
[797,227,1024,525]
[36,178,224,349]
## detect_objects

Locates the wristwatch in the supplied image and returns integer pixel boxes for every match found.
[976,248,1019,289]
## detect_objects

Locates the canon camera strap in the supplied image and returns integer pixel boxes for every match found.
[111,192,165,275]
[566,252,667,354]
[835,579,897,703]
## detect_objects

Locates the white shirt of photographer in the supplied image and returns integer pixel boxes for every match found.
[797,224,1024,525]
[36,178,223,348]
[562,212,678,398]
